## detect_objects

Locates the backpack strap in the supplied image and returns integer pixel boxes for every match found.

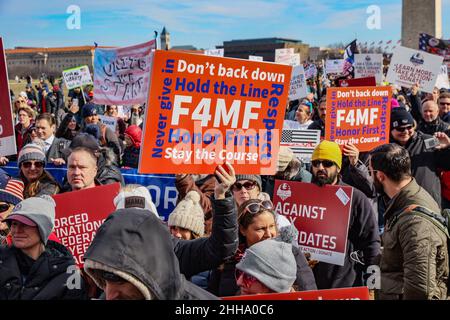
[389,204,450,239]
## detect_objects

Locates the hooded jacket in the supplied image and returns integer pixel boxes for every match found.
[0,241,87,300]
[380,179,448,300]
[83,208,218,300]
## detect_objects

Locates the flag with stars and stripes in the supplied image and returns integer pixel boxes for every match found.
[281,129,321,163]
[342,39,357,77]
[419,33,449,61]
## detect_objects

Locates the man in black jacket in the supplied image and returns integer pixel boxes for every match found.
[417,100,449,135]
[308,140,381,290]
[83,164,238,299]
[389,108,450,207]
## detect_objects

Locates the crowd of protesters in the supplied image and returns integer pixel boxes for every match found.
[0,60,450,301]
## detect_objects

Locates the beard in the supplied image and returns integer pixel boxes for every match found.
[312,170,339,187]
[373,174,385,194]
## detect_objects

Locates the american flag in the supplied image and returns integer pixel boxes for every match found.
[419,33,449,60]
[386,40,392,44]
[342,39,357,77]
[281,129,321,163]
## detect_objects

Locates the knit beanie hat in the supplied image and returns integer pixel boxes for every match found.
[311,140,342,169]
[236,239,297,293]
[113,186,159,218]
[17,142,47,168]
[235,175,262,191]
[277,146,294,172]
[124,125,142,148]
[0,179,24,205]
[81,103,98,118]
[168,191,204,236]
[390,108,414,129]
[5,195,56,245]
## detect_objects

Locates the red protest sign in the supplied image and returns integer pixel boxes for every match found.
[0,37,17,156]
[139,50,292,175]
[222,286,370,300]
[273,181,353,266]
[325,86,392,152]
[52,183,120,266]
[338,76,376,87]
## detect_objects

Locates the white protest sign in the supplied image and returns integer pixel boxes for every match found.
[435,65,450,89]
[289,65,308,101]
[275,48,294,61]
[204,49,224,57]
[249,55,263,61]
[326,59,345,74]
[98,115,117,132]
[304,64,318,79]
[62,65,93,90]
[386,46,444,93]
[354,54,383,84]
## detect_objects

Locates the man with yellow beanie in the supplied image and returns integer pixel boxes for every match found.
[309,140,380,292]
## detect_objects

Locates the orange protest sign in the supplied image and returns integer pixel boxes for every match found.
[222,286,370,300]
[325,86,391,152]
[139,50,291,174]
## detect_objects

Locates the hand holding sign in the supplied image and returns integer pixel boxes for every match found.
[214,163,236,200]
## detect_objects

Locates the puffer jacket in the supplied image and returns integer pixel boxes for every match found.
[380,178,448,300]
[0,241,87,300]
[84,208,218,299]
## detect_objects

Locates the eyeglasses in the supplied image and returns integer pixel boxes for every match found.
[235,269,258,288]
[394,125,413,132]
[22,161,44,169]
[242,200,273,215]
[231,181,257,192]
[0,203,11,213]
[311,160,335,168]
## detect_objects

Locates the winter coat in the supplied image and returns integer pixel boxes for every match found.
[171,195,238,279]
[208,240,317,297]
[175,175,217,217]
[391,131,450,206]
[83,208,218,300]
[23,170,60,198]
[46,137,71,162]
[417,118,450,136]
[380,179,448,300]
[82,123,122,163]
[121,146,140,169]
[308,118,325,137]
[312,181,381,290]
[0,241,87,300]
[14,121,34,153]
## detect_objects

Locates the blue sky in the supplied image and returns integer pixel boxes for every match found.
[0,0,448,50]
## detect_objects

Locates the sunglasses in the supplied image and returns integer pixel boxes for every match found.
[235,269,258,288]
[231,181,257,192]
[394,125,413,132]
[311,160,335,168]
[22,161,44,169]
[0,203,11,213]
[243,200,273,215]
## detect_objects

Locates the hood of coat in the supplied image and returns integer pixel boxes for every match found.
[83,208,185,300]
[384,178,441,221]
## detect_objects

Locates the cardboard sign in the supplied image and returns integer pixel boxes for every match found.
[275,48,294,61]
[204,49,224,57]
[62,65,93,90]
[276,53,301,67]
[354,54,383,84]
[273,181,353,266]
[52,183,121,266]
[93,39,156,105]
[325,86,392,152]
[325,59,345,74]
[386,46,444,93]
[288,65,308,100]
[435,64,450,89]
[281,129,321,163]
[98,114,117,132]
[0,37,17,157]
[140,50,291,175]
[249,55,263,61]
[338,76,376,87]
[222,287,370,300]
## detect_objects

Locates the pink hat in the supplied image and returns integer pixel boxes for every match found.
[391,98,400,108]
[5,214,37,227]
